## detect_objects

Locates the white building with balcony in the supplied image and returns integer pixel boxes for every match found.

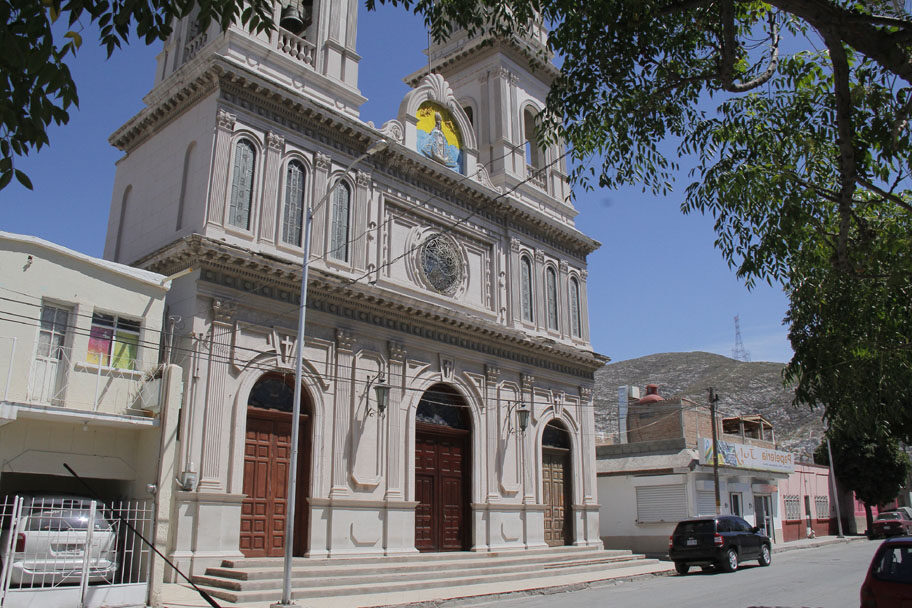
[0,231,179,500]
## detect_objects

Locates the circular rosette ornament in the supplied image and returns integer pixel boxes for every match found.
[420,233,463,295]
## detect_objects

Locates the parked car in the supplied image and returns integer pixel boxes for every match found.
[668,515,772,574]
[871,511,912,539]
[861,536,912,607]
[0,495,118,586]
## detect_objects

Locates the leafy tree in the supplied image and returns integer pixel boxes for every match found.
[369,0,912,436]
[814,424,911,534]
[1,0,272,190]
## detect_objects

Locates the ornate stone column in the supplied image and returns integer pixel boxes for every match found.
[533,250,545,333]
[311,153,332,258]
[351,170,371,271]
[330,328,355,497]
[558,260,570,338]
[521,373,536,505]
[198,299,236,491]
[206,110,236,225]
[485,365,500,501]
[258,132,285,244]
[579,386,597,504]
[579,269,591,342]
[385,341,406,499]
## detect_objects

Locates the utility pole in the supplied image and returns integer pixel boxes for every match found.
[709,387,721,514]
[826,435,845,538]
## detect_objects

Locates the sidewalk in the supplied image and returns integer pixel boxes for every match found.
[159,536,866,608]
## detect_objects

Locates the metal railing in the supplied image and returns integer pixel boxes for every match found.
[0,337,163,415]
[0,495,152,605]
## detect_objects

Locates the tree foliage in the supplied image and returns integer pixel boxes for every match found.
[1,0,272,190]
[369,0,912,438]
[814,423,910,512]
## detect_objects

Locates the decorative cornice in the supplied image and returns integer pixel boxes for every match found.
[133,235,606,377]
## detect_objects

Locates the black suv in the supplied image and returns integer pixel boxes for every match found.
[668,515,772,574]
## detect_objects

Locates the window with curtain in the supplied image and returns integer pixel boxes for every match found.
[87,313,140,370]
[569,276,581,338]
[520,255,533,322]
[228,139,255,229]
[282,160,306,246]
[329,181,351,262]
[546,267,558,330]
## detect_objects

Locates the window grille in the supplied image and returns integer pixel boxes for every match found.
[784,494,801,520]
[815,496,829,519]
[569,277,581,337]
[229,139,255,229]
[87,313,140,370]
[329,182,351,262]
[520,256,533,322]
[546,267,558,330]
[38,305,69,361]
[282,161,306,245]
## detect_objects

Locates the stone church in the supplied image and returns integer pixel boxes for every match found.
[102,1,604,575]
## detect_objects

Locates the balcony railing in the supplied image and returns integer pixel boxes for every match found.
[276,28,315,67]
[183,31,208,63]
[527,164,548,191]
[0,336,163,415]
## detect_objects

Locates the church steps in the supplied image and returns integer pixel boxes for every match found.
[191,548,660,604]
[195,552,648,590]
[208,546,622,579]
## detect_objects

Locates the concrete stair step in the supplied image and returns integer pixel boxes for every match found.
[194,552,650,592]
[203,548,633,581]
[193,553,662,604]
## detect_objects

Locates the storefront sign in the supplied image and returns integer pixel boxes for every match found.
[699,438,795,473]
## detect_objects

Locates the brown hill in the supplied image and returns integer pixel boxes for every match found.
[593,352,825,460]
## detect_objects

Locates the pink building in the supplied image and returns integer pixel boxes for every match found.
[778,462,834,541]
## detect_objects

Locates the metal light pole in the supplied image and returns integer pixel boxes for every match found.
[274,138,388,608]
[709,387,721,514]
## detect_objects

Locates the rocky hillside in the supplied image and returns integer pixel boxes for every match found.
[593,352,825,460]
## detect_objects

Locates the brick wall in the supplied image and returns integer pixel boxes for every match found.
[627,404,682,442]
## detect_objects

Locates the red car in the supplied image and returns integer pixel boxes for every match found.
[861,537,912,607]
[872,511,912,539]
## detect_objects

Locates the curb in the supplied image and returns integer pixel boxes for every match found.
[772,535,867,554]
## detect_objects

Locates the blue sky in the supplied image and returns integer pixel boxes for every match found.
[0,3,793,364]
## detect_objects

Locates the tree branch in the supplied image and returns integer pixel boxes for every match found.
[857,175,912,214]
[718,2,780,92]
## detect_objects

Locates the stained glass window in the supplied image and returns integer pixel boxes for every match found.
[520,256,533,322]
[229,139,255,229]
[282,161,306,245]
[546,267,558,330]
[569,276,581,338]
[329,181,350,262]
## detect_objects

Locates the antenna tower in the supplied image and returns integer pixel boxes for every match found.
[732,315,751,362]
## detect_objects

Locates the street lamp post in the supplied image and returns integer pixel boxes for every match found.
[273,137,388,608]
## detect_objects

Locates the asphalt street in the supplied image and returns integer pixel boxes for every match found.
[460,540,879,608]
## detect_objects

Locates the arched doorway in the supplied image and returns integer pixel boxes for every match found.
[542,420,572,547]
[414,383,471,552]
[240,373,312,558]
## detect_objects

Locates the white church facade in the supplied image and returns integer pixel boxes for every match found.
[103,1,604,574]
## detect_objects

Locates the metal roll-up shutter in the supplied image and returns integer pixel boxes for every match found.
[636,484,687,523]
[697,491,717,515]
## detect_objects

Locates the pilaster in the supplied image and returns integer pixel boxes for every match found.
[258,132,285,244]
[312,152,332,259]
[558,259,569,338]
[198,299,236,491]
[385,341,407,499]
[579,269,591,342]
[485,365,500,502]
[330,328,355,497]
[206,110,236,225]
[533,250,545,333]
[351,170,371,271]
[521,373,536,505]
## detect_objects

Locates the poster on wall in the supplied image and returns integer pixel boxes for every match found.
[699,438,795,474]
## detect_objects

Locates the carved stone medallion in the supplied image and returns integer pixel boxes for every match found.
[420,233,463,295]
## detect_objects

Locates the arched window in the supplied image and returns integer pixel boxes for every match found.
[520,255,534,323]
[282,160,306,246]
[229,139,256,229]
[524,108,542,169]
[329,181,351,262]
[546,266,558,331]
[569,276,581,338]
